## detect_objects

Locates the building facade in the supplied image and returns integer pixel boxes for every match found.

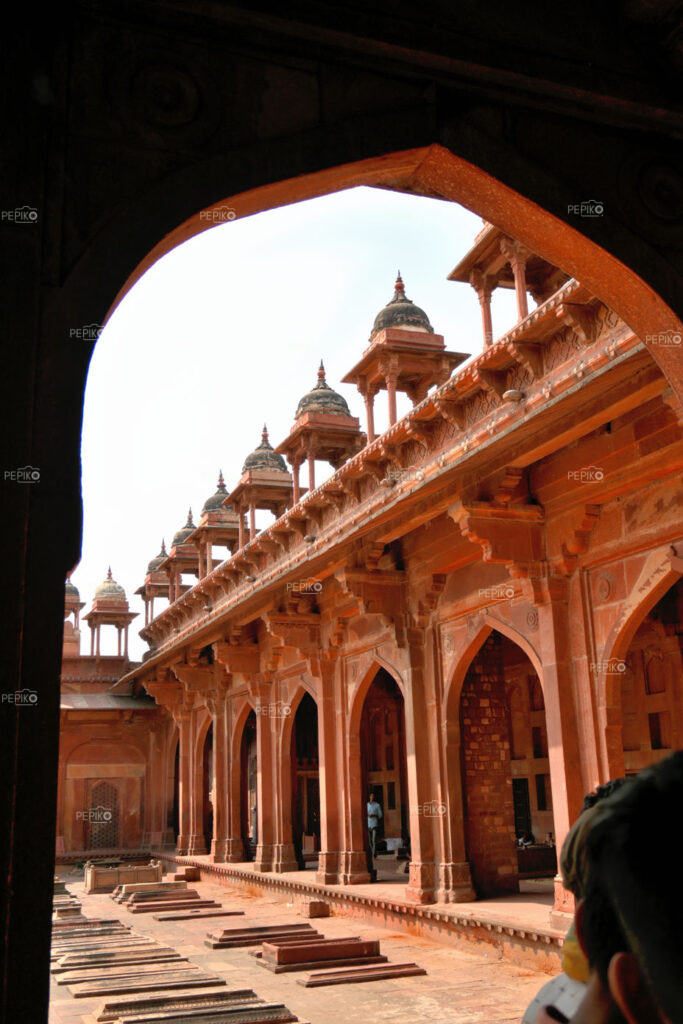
[59,227,683,919]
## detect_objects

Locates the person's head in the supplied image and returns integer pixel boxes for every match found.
[368,791,375,801]
[560,776,631,899]
[577,751,683,1024]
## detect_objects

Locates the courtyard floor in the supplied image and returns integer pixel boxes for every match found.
[50,872,554,1024]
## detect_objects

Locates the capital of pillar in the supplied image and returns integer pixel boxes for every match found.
[435,861,476,903]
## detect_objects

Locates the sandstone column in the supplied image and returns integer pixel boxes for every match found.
[206,690,228,862]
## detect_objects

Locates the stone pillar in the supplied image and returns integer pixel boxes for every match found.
[173,706,193,855]
[187,711,208,856]
[291,456,302,504]
[363,389,376,443]
[469,268,494,347]
[253,690,276,872]
[207,691,228,862]
[226,702,246,862]
[237,503,245,550]
[339,675,372,885]
[387,373,398,426]
[500,237,529,321]
[271,709,299,873]
[249,503,256,542]
[307,450,316,492]
[532,575,586,924]
[403,625,438,903]
[316,658,341,884]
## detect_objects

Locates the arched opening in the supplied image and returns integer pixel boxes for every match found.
[459,631,557,898]
[620,579,683,774]
[290,692,320,871]
[240,709,257,861]
[202,723,214,854]
[360,668,409,876]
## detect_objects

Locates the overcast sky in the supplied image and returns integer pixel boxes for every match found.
[75,186,521,658]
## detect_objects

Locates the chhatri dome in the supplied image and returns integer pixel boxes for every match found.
[242,425,288,473]
[94,567,127,602]
[65,577,80,600]
[294,361,351,419]
[172,509,196,547]
[202,470,233,513]
[370,272,434,338]
[147,540,167,573]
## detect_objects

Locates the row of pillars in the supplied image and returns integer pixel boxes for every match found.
[470,238,530,348]
[88,623,130,658]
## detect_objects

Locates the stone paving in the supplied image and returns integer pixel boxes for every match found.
[50,872,552,1024]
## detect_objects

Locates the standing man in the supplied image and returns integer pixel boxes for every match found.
[367,791,382,858]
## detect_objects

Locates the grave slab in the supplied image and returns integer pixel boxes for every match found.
[88,987,257,1022]
[69,971,226,998]
[296,962,427,987]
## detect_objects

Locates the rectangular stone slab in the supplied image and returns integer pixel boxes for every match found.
[205,929,321,950]
[257,954,388,974]
[153,909,241,921]
[59,963,206,985]
[53,951,184,972]
[52,938,158,954]
[125,889,200,903]
[69,972,226,998]
[129,900,221,915]
[207,924,317,941]
[296,962,427,987]
[262,938,379,965]
[119,1006,300,1024]
[90,987,258,1021]
[115,881,188,896]
[52,920,127,932]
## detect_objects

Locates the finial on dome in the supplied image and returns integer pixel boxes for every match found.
[317,360,326,384]
[261,424,269,445]
[395,272,405,293]
[106,566,112,580]
[161,539,166,554]
[218,469,225,489]
[186,508,193,525]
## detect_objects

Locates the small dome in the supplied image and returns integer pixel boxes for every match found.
[295,362,351,419]
[371,273,434,337]
[65,577,80,599]
[147,539,167,573]
[202,471,233,513]
[242,425,287,473]
[172,509,196,547]
[94,567,126,602]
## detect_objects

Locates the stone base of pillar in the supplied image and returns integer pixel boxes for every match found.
[338,850,372,885]
[187,836,208,855]
[435,861,477,903]
[254,844,275,873]
[551,874,574,932]
[271,843,299,873]
[225,838,245,862]
[315,851,339,885]
[176,835,190,856]
[210,838,228,863]
[404,861,436,904]
[55,835,65,855]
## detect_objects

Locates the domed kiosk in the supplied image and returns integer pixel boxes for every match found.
[227,426,294,546]
[83,568,138,657]
[190,472,243,580]
[136,541,169,626]
[276,362,365,501]
[342,273,468,441]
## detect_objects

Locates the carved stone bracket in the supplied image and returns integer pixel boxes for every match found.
[448,499,545,565]
[554,504,601,575]
[556,302,600,345]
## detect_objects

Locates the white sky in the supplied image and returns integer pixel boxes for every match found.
[75,186,522,658]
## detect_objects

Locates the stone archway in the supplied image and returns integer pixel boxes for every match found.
[240,709,258,861]
[359,668,409,876]
[288,691,320,871]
